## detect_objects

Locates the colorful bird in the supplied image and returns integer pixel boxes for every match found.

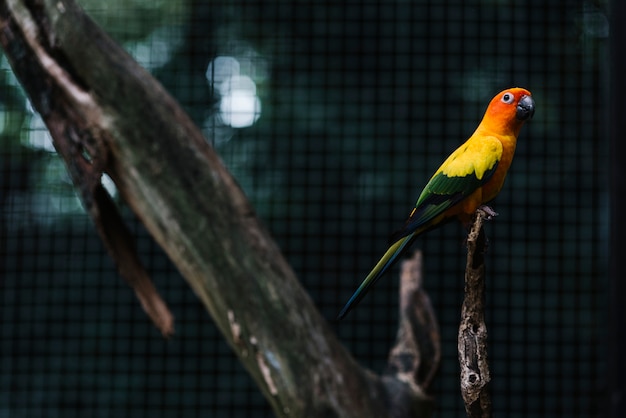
[337,88,535,319]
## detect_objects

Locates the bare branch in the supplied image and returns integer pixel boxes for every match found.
[0,0,174,335]
[385,250,440,418]
[458,207,493,418]
[388,250,440,389]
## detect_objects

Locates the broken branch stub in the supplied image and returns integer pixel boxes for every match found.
[385,250,441,417]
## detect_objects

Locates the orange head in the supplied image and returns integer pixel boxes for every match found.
[481,88,535,137]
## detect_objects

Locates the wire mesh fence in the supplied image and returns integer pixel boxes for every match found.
[1,0,608,417]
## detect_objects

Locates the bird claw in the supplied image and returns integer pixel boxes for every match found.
[478,205,498,220]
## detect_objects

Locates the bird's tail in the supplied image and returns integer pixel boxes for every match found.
[337,233,415,320]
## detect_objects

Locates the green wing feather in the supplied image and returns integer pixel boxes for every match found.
[392,137,503,242]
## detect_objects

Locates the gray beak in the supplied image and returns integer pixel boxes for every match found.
[516,95,535,121]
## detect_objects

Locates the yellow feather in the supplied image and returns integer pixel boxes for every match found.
[437,136,502,180]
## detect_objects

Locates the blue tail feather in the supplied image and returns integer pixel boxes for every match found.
[337,234,414,319]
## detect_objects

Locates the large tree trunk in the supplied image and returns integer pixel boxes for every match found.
[0,1,439,416]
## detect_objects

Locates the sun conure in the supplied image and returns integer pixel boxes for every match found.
[338,88,535,319]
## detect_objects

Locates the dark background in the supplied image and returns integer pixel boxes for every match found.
[1,0,609,417]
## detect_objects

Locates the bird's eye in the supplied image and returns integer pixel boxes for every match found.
[501,92,515,104]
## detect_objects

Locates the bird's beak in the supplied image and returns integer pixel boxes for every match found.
[516,95,535,121]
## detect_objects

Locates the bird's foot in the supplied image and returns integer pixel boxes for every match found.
[477,205,498,220]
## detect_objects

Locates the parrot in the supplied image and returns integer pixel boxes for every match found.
[337,87,535,320]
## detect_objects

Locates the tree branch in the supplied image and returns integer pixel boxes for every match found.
[385,250,441,418]
[0,0,174,336]
[388,250,440,390]
[458,207,494,418]
[0,0,438,416]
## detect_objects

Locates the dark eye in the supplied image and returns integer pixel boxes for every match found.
[501,92,515,104]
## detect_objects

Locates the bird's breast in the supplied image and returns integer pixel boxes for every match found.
[482,137,516,202]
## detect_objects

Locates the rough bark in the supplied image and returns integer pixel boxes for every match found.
[0,1,438,416]
[458,207,494,418]
[385,250,440,418]
[388,250,440,391]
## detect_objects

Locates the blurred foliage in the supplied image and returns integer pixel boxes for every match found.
[79,0,189,42]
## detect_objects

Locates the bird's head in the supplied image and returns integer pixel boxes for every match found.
[482,87,535,136]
